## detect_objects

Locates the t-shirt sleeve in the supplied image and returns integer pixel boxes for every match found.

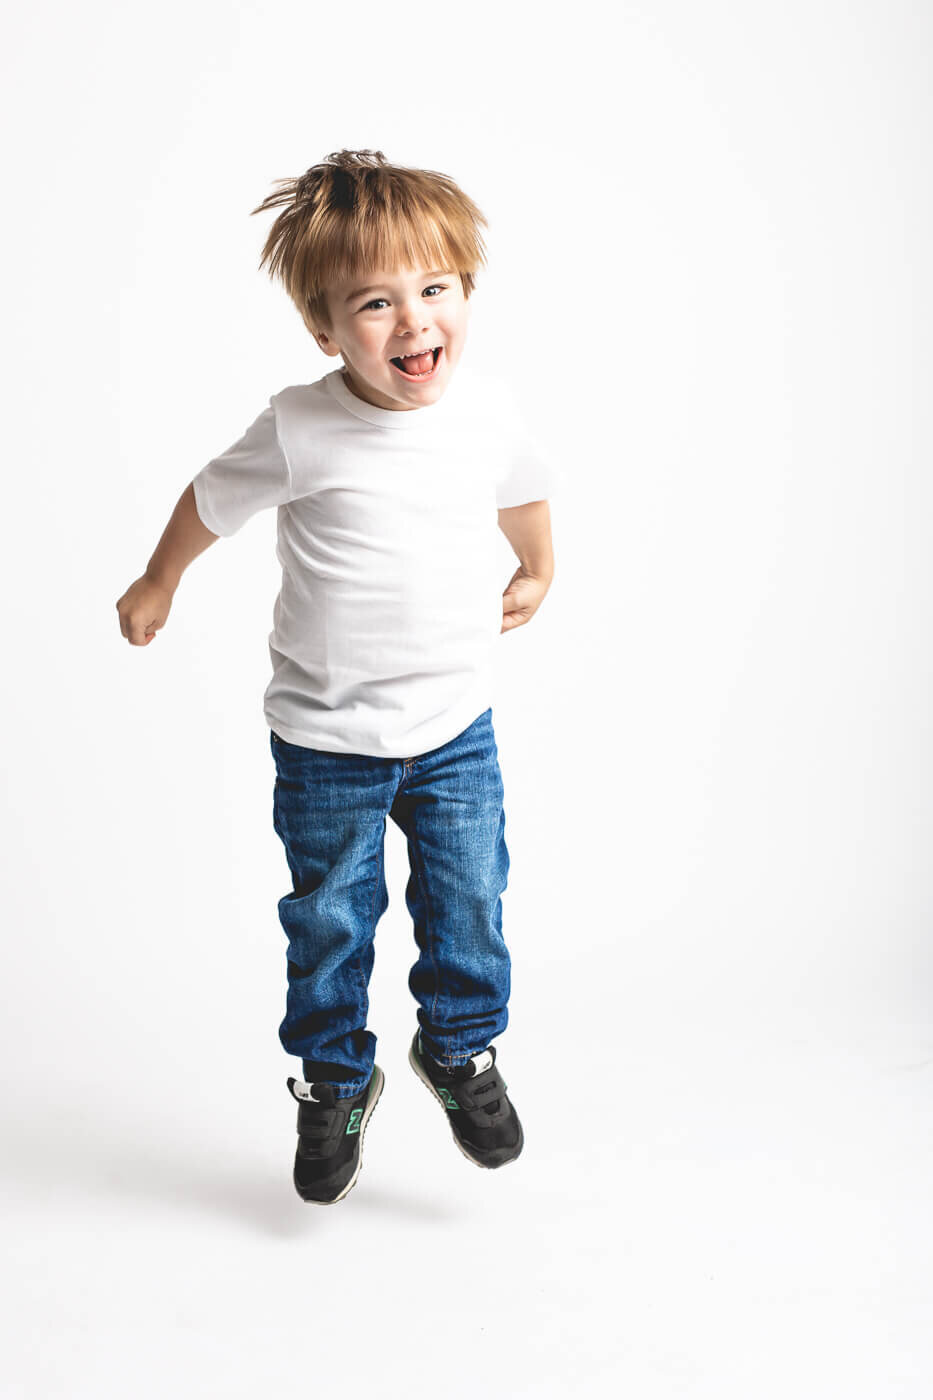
[495,387,563,509]
[191,401,294,537]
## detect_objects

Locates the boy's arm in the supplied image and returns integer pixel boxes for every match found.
[115,482,219,647]
[497,499,554,581]
[146,481,220,591]
[497,500,554,633]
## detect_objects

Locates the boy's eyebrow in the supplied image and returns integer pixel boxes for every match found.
[344,271,452,304]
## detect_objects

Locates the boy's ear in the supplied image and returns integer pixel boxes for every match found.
[314,332,342,358]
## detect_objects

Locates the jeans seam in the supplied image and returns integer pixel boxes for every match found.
[362,825,386,1003]
[406,818,441,1030]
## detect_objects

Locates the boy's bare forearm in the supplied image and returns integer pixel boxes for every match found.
[146,481,220,592]
[497,500,554,581]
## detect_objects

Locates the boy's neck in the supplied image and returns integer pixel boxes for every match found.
[341,368,420,413]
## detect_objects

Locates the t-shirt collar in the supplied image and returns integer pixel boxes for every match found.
[324,367,460,429]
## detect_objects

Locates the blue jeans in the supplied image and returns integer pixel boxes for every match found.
[269,708,511,1098]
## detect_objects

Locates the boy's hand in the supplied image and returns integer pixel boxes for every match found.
[115,574,175,646]
[501,566,551,633]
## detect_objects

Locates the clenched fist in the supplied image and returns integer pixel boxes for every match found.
[115,574,174,646]
[501,566,552,633]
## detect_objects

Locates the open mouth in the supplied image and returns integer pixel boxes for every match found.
[389,346,443,381]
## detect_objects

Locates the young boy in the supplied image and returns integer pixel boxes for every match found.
[115,149,558,1205]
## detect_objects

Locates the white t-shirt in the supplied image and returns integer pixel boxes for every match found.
[191,364,559,757]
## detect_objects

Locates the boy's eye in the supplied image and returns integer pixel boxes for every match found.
[361,284,447,311]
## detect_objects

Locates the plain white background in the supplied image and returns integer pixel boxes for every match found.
[2,1,931,1394]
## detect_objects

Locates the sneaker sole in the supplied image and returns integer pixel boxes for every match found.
[407,1037,523,1170]
[295,1064,385,1205]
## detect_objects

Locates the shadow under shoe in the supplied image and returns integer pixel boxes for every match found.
[287,1065,384,1204]
[408,1030,523,1169]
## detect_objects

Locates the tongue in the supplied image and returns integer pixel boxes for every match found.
[398,350,434,375]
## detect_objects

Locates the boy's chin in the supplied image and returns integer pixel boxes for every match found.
[344,363,448,411]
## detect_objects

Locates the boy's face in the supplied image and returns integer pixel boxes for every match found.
[314,263,470,411]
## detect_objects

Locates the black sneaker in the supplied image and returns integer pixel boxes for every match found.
[286,1065,384,1204]
[408,1029,523,1169]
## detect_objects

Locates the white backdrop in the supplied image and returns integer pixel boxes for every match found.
[2,1,932,1395]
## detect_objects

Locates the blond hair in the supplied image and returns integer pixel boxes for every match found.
[250,149,489,337]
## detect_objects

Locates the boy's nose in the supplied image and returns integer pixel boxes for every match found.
[396,304,431,327]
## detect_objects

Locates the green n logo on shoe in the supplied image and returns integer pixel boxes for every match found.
[438,1087,460,1111]
[346,1108,363,1134]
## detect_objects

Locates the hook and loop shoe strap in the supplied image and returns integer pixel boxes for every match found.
[450,1065,511,1125]
[287,1076,341,1152]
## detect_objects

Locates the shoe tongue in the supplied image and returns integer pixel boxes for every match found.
[290,1077,337,1107]
[451,1047,495,1080]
